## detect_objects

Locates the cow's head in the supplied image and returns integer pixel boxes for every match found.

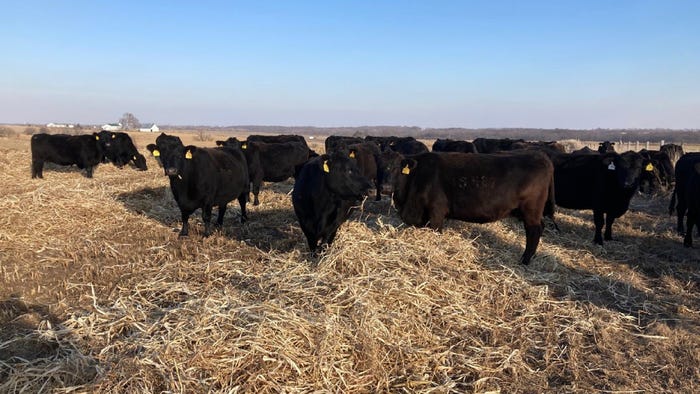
[319,152,372,200]
[216,137,243,150]
[598,141,616,154]
[147,133,187,177]
[603,151,643,190]
[132,153,148,171]
[379,148,405,193]
[390,157,418,208]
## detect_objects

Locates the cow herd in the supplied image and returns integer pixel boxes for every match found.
[28,132,700,263]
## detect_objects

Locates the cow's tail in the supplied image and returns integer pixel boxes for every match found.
[544,173,560,232]
[668,187,677,215]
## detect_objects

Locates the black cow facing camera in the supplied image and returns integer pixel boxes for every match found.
[146,133,249,238]
[292,152,372,254]
[552,151,643,245]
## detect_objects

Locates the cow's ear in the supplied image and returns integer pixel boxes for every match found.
[693,162,700,175]
[216,140,225,146]
[611,142,615,145]
[400,158,417,175]
[601,157,616,170]
[319,154,331,173]
[184,146,197,160]
[147,144,161,157]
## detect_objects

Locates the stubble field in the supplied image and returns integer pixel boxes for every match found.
[0,130,699,393]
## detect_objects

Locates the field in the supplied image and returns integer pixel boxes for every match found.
[1,130,699,393]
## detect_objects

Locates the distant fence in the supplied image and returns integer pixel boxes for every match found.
[581,140,691,152]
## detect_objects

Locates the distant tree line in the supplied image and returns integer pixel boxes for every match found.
[164,125,700,144]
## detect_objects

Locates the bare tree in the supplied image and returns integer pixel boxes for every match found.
[119,113,141,130]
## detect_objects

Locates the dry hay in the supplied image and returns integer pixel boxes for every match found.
[0,132,699,393]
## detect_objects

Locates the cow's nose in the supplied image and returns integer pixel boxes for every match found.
[166,167,178,176]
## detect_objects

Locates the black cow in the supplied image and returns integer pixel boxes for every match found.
[552,151,644,244]
[146,133,249,237]
[391,151,555,265]
[292,152,372,253]
[97,130,147,170]
[511,140,567,154]
[31,133,106,178]
[472,137,526,153]
[217,138,313,205]
[364,136,429,155]
[638,150,674,194]
[669,152,700,236]
[598,141,616,153]
[431,139,478,153]
[389,137,429,155]
[660,143,684,167]
[682,162,700,247]
[215,137,264,205]
[364,135,401,151]
[247,134,308,147]
[325,135,365,153]
[571,146,599,155]
[347,142,385,201]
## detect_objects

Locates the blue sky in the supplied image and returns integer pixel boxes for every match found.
[1,1,698,128]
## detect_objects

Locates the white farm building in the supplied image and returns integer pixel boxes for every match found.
[139,124,159,132]
[101,123,122,131]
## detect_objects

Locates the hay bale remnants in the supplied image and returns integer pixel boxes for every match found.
[1,132,699,392]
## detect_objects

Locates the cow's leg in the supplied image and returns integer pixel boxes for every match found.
[251,180,261,206]
[321,226,340,248]
[32,159,43,179]
[302,225,319,253]
[684,214,695,247]
[426,197,448,230]
[374,180,382,201]
[593,210,605,245]
[238,193,248,223]
[216,205,227,227]
[521,222,543,265]
[677,200,687,235]
[179,209,193,237]
[604,214,615,241]
[85,165,94,178]
[202,205,214,237]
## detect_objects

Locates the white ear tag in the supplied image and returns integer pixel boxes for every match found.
[608,162,616,171]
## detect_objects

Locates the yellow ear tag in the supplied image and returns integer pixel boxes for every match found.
[349,151,355,158]
[401,165,411,175]
[152,150,160,157]
[185,150,193,160]
[241,143,247,149]
[95,135,100,140]
[645,163,654,171]
[323,160,330,173]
